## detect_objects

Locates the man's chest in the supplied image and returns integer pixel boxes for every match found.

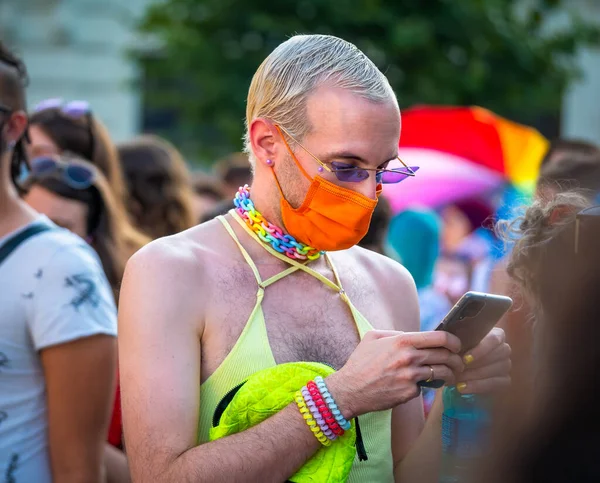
[201,266,395,379]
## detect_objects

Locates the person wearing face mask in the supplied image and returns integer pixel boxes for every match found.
[119,35,512,483]
[0,41,117,483]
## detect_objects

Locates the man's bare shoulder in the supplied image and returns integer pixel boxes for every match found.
[347,245,416,290]
[125,218,230,286]
[336,246,419,331]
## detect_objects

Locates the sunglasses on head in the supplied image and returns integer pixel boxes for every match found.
[33,98,95,159]
[575,205,600,254]
[276,125,419,184]
[29,156,96,190]
[0,103,11,115]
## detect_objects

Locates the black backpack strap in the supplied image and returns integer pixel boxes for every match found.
[0,223,54,267]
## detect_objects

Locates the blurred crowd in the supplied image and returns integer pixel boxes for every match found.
[2,32,600,483]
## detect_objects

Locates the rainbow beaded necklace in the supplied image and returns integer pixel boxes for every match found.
[233,185,323,261]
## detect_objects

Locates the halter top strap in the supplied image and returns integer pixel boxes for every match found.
[217,215,264,286]
[229,210,345,294]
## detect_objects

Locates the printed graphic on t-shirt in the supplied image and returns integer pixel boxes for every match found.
[0,352,8,372]
[64,273,100,311]
[5,453,19,483]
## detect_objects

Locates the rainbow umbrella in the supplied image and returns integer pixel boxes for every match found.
[384,106,549,213]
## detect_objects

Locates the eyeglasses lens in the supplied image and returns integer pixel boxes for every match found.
[380,166,420,184]
[31,157,59,175]
[331,161,369,182]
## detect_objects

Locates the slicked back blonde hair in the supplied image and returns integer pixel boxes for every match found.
[243,34,397,167]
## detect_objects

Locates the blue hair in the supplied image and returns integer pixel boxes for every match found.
[386,209,442,289]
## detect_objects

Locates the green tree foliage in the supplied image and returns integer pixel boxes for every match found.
[138,0,599,163]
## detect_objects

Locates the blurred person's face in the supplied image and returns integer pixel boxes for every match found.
[27,124,60,159]
[434,256,471,304]
[25,185,88,237]
[440,205,471,253]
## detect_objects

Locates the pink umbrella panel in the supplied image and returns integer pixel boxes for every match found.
[383,147,506,213]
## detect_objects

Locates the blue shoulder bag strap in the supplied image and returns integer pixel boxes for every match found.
[0,223,54,267]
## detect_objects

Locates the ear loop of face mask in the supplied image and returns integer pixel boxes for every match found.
[269,126,314,201]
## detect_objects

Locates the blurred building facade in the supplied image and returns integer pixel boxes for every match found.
[1,0,599,145]
[561,0,600,142]
[0,0,150,142]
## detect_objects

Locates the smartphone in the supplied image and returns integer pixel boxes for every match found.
[418,291,513,388]
[436,291,513,354]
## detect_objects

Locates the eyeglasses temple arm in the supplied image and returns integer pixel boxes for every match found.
[276,125,332,173]
[396,156,415,175]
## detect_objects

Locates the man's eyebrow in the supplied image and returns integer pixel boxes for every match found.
[320,151,399,168]
[321,151,366,164]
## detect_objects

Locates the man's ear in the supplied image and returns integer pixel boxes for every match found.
[249,118,281,164]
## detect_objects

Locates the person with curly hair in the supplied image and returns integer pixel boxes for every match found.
[489,139,600,404]
[483,192,600,483]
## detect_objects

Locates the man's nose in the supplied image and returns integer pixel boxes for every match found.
[354,176,379,199]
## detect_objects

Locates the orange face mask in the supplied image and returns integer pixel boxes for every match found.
[272,132,381,252]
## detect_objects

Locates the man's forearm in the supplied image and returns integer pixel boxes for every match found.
[145,404,321,483]
[394,392,444,483]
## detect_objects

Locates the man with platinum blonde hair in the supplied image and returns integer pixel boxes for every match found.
[243,35,397,168]
[120,34,510,482]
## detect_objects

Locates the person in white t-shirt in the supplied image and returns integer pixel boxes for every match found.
[0,41,117,483]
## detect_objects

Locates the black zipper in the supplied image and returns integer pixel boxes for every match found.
[212,381,247,427]
[354,417,368,461]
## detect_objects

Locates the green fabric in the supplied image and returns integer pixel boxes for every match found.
[209,362,357,483]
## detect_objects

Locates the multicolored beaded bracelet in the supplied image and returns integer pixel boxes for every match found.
[294,391,332,447]
[307,381,344,437]
[301,387,337,441]
[315,376,352,431]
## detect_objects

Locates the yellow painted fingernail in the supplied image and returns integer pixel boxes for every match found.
[457,382,468,392]
[463,354,475,365]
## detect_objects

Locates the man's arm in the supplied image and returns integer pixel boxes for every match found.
[119,244,325,483]
[42,335,117,482]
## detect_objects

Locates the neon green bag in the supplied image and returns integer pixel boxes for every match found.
[209,362,358,482]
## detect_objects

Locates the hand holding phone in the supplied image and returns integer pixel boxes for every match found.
[418,291,513,388]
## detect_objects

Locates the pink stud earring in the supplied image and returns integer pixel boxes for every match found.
[318,166,324,173]
[266,159,274,166]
